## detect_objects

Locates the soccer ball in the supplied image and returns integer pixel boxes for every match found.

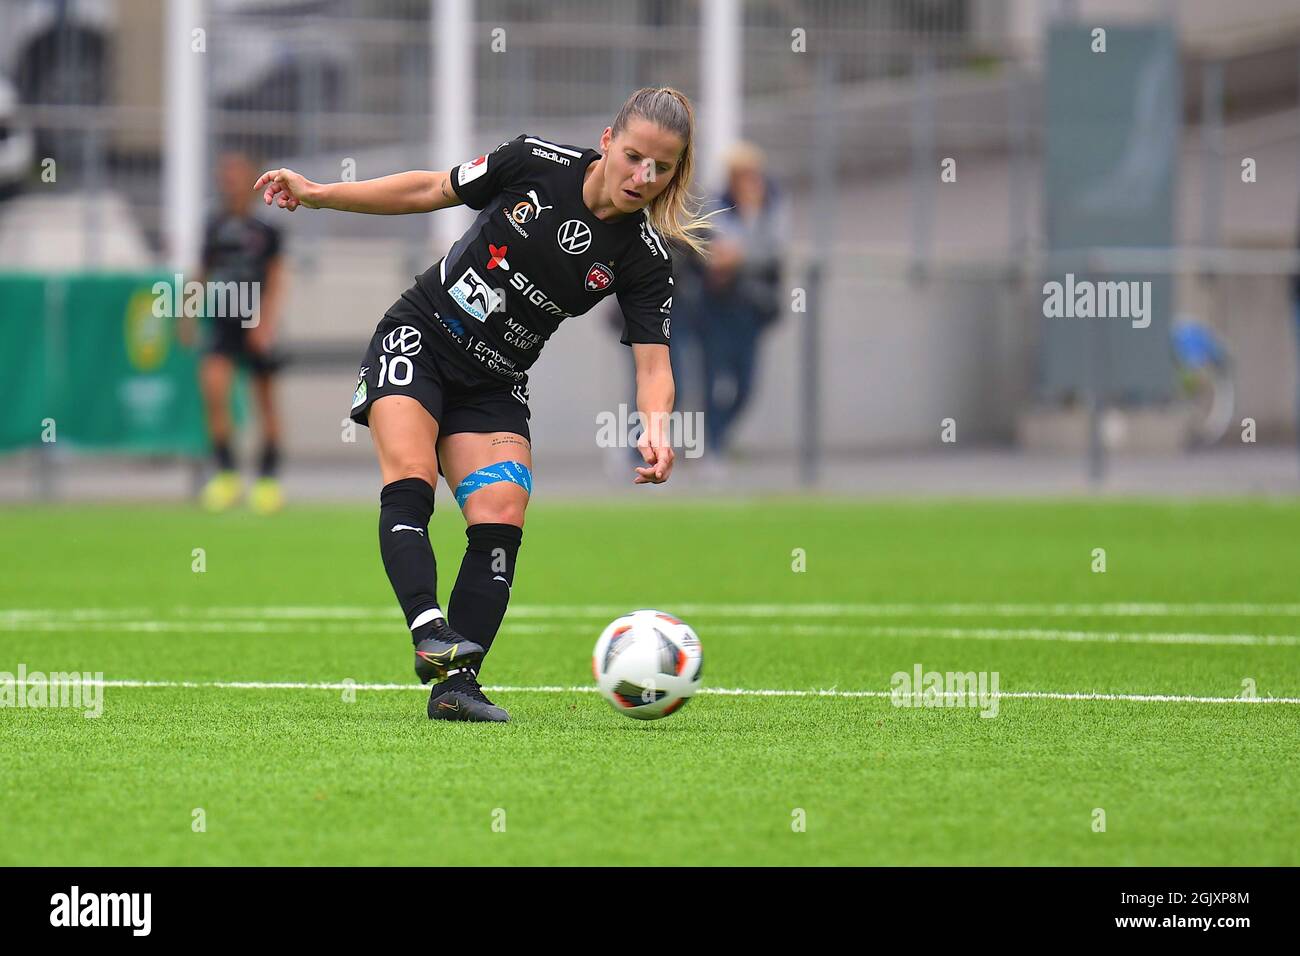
[592,609,703,720]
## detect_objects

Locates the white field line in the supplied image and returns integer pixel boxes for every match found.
[2,676,1297,705]
[10,603,1300,623]
[0,620,560,635]
[3,618,1298,647]
[826,625,1300,647]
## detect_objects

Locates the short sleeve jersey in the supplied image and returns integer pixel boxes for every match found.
[201,213,282,288]
[413,134,674,384]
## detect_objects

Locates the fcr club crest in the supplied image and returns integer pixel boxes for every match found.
[584,263,614,292]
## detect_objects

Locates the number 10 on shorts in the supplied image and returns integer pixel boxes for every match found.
[377,353,413,387]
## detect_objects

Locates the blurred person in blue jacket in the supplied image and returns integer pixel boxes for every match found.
[700,142,786,466]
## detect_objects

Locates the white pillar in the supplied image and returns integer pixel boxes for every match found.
[433,0,473,250]
[163,0,206,270]
[700,0,741,196]
[1006,0,1044,63]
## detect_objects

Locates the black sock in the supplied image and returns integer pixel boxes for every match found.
[259,443,280,478]
[378,477,441,645]
[448,522,523,663]
[214,440,235,472]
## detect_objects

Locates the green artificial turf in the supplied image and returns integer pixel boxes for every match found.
[1,499,1298,865]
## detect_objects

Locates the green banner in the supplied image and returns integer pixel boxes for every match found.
[0,273,211,454]
[0,275,49,451]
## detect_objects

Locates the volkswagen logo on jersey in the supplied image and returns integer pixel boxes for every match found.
[382,326,422,355]
[511,189,552,224]
[557,219,592,255]
[584,262,614,292]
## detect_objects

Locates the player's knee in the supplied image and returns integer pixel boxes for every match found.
[390,463,438,490]
[467,496,527,528]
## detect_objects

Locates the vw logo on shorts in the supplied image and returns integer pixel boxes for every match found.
[556,219,592,255]
[383,325,423,356]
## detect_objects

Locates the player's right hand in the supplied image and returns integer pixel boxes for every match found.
[254,168,319,211]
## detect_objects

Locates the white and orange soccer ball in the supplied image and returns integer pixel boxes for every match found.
[592,609,703,720]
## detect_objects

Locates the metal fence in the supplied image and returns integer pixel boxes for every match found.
[0,1,1016,258]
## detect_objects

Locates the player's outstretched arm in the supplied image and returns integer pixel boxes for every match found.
[252,168,464,215]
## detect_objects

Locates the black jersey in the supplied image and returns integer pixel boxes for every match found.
[413,133,674,384]
[201,212,282,290]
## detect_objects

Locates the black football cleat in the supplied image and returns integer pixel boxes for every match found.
[427,669,510,723]
[413,618,485,685]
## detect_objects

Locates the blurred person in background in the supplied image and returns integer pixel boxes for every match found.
[1295,205,1300,465]
[192,150,288,514]
[699,142,786,473]
[663,235,708,428]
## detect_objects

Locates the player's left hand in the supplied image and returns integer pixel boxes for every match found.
[634,433,674,485]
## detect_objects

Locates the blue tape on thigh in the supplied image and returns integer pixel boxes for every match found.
[454,461,533,509]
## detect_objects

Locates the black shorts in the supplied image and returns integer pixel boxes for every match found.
[207,319,285,375]
[348,292,532,443]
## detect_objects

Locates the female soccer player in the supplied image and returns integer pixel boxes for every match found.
[196,151,288,514]
[253,87,709,722]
